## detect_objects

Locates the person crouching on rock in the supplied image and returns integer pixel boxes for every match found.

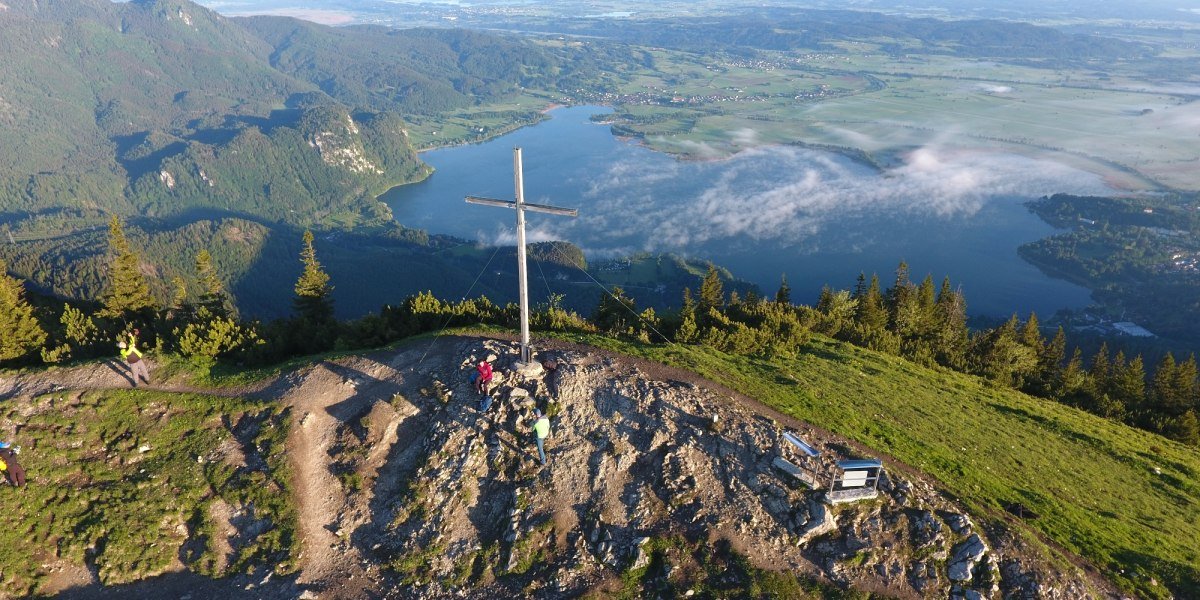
[118,335,150,387]
[473,360,493,396]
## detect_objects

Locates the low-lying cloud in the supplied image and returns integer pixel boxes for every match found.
[544,142,1110,255]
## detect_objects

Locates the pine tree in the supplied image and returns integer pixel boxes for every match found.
[697,264,724,316]
[915,275,936,332]
[0,260,47,361]
[933,277,968,369]
[1173,354,1198,412]
[885,261,918,336]
[815,286,856,336]
[100,216,157,319]
[1028,325,1066,399]
[1089,342,1111,393]
[972,315,1037,388]
[775,274,791,305]
[1163,410,1199,446]
[1150,353,1184,415]
[1110,354,1146,417]
[1059,347,1090,406]
[170,276,189,312]
[294,230,334,323]
[1019,313,1043,350]
[855,274,889,333]
[593,286,636,334]
[852,272,868,300]
[196,249,232,317]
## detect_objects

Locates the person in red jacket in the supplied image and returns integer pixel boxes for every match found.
[473,360,494,395]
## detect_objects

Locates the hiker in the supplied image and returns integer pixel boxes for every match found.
[541,356,561,400]
[473,360,493,396]
[118,331,150,386]
[0,443,24,488]
[530,409,550,465]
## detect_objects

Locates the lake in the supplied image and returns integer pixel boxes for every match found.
[382,105,1109,317]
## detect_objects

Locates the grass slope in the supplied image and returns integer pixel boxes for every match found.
[0,390,294,596]
[574,333,1200,599]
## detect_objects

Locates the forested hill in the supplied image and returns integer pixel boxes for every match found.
[0,0,622,318]
[0,0,594,231]
[473,8,1152,63]
[238,19,568,115]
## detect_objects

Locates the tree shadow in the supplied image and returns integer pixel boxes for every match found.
[55,568,302,600]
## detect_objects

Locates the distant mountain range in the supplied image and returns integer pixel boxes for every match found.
[0,0,591,231]
[0,0,621,316]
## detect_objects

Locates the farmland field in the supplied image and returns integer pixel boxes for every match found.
[588,43,1200,192]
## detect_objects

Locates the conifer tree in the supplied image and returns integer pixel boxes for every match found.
[293,230,334,323]
[933,277,968,369]
[915,274,936,330]
[852,272,868,300]
[1174,354,1198,410]
[973,315,1038,388]
[697,264,724,316]
[101,216,157,319]
[593,286,636,334]
[1019,313,1043,349]
[775,274,791,305]
[170,276,189,313]
[196,249,233,318]
[815,286,856,336]
[855,274,888,332]
[1164,410,1199,446]
[1110,354,1146,416]
[1058,347,1090,405]
[886,261,918,336]
[0,260,47,361]
[1089,342,1111,392]
[1149,353,1181,414]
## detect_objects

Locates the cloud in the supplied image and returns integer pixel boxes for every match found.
[545,143,1110,254]
[976,84,1014,94]
[730,128,760,146]
[648,136,725,160]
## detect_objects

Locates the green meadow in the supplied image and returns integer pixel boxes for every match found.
[572,333,1200,599]
[0,390,294,596]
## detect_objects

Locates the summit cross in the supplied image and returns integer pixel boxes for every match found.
[466,147,578,365]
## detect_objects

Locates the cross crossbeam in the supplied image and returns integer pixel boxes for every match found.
[465,147,578,364]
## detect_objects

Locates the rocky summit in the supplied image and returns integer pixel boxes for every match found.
[297,337,1108,599]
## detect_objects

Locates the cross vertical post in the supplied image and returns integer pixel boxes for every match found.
[466,147,578,365]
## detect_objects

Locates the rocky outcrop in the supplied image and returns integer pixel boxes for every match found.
[325,339,1110,599]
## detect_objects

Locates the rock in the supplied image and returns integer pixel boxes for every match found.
[631,546,650,570]
[945,512,972,534]
[948,534,988,582]
[298,591,319,600]
[796,497,836,543]
[513,360,544,377]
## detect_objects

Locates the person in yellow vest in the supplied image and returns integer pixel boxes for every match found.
[118,331,150,386]
[0,442,24,488]
[530,409,550,466]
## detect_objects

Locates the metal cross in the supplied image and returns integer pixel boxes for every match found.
[466,147,578,364]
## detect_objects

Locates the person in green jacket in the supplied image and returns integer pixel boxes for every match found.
[531,409,550,465]
[118,330,150,386]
